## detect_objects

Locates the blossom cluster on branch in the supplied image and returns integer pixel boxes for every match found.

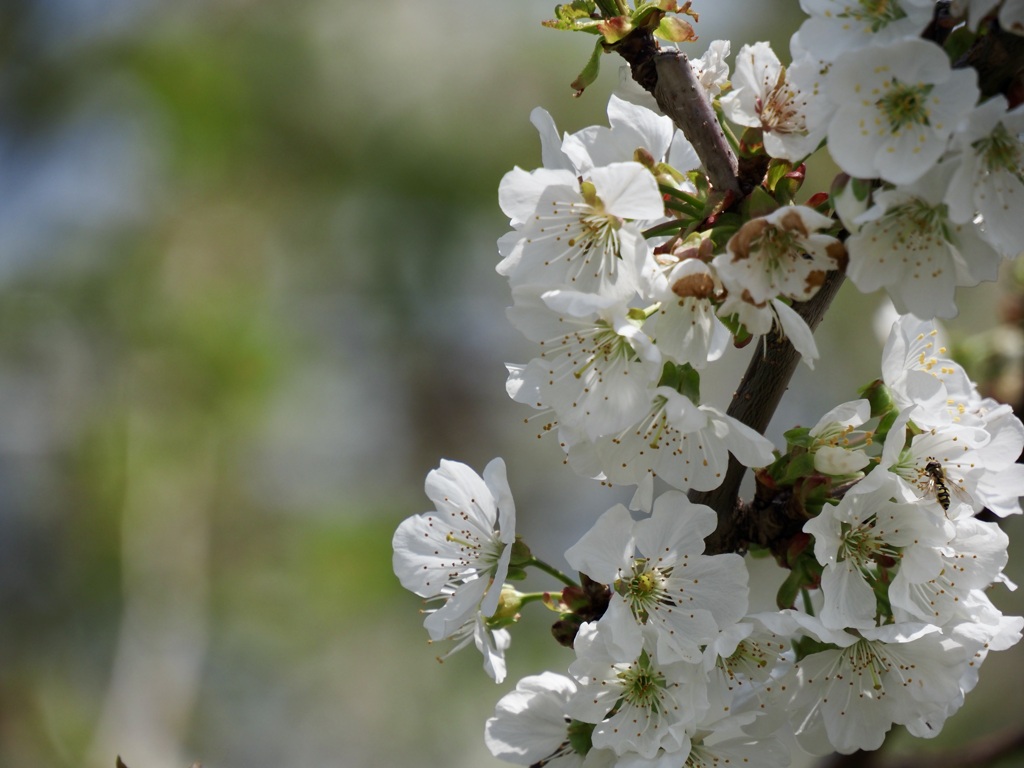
[392,1,1024,765]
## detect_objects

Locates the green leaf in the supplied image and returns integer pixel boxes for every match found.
[654,16,697,42]
[944,26,977,63]
[596,16,633,43]
[783,426,814,449]
[779,451,817,486]
[543,0,603,32]
[548,0,598,24]
[571,38,606,96]
[741,185,779,221]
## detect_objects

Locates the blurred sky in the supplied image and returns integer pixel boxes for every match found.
[0,1,1021,767]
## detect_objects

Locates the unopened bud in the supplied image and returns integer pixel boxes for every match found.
[813,445,869,476]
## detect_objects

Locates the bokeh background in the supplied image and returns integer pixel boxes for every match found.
[1,1,1021,767]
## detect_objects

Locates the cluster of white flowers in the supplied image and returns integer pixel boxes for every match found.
[392,1,1024,765]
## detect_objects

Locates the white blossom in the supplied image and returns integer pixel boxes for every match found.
[561,94,675,174]
[716,292,821,367]
[890,516,1009,626]
[844,162,1001,319]
[567,622,698,759]
[506,288,663,439]
[795,0,937,63]
[564,495,750,665]
[804,476,951,629]
[826,38,979,185]
[720,42,832,161]
[428,606,512,683]
[944,95,1024,259]
[563,387,775,492]
[808,400,873,475]
[879,314,978,427]
[485,672,616,767]
[641,252,730,369]
[776,615,972,754]
[713,205,845,305]
[392,458,516,641]
[498,163,664,297]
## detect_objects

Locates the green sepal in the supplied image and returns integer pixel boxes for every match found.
[746,542,771,558]
[626,307,649,324]
[776,535,821,610]
[765,158,794,194]
[776,566,805,611]
[874,406,899,444]
[718,311,752,348]
[859,378,896,420]
[943,25,977,63]
[567,720,595,757]
[657,361,701,401]
[771,161,805,204]
[704,211,743,250]
[871,569,893,620]
[792,635,838,662]
[509,537,534,567]
[847,176,874,203]
[741,185,780,222]
[793,474,833,519]
[505,566,528,581]
[570,38,606,96]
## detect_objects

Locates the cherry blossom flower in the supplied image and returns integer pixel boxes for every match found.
[808,399,873,475]
[498,162,665,297]
[713,205,845,305]
[795,0,937,63]
[716,289,821,367]
[427,605,512,683]
[844,163,1001,319]
[641,249,730,369]
[720,41,832,161]
[392,458,516,641]
[879,314,978,427]
[784,620,972,754]
[563,386,775,492]
[561,94,675,174]
[803,476,951,629]
[564,494,750,665]
[826,38,979,185]
[506,288,663,439]
[890,516,1009,626]
[944,95,1024,259]
[567,621,701,759]
[485,672,616,767]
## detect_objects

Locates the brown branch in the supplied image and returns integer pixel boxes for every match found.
[612,31,744,197]
[610,4,1020,552]
[816,725,1024,768]
[651,51,741,197]
[694,269,846,554]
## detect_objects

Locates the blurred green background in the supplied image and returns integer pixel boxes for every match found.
[1,1,1021,767]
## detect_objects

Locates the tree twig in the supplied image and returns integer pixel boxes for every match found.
[693,269,846,554]
[816,725,1024,768]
